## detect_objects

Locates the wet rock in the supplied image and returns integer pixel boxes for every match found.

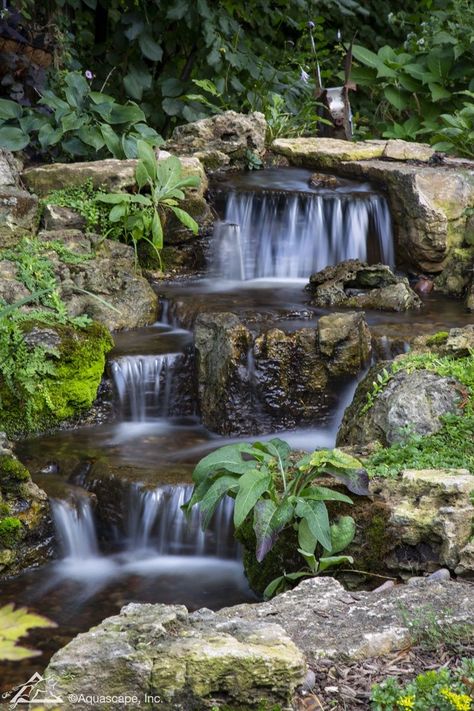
[165,111,267,165]
[456,541,474,577]
[0,453,53,579]
[307,260,421,312]
[42,204,87,231]
[467,282,474,311]
[445,324,474,357]
[413,275,433,295]
[0,186,38,246]
[214,577,474,663]
[434,246,474,297]
[37,602,306,711]
[309,172,344,189]
[194,149,230,170]
[318,312,371,376]
[195,311,371,436]
[374,469,474,574]
[337,366,462,448]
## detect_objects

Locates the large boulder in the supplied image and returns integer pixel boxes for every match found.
[307,260,421,311]
[271,138,474,272]
[195,311,371,435]
[337,365,462,448]
[36,602,306,711]
[0,447,53,578]
[165,111,267,166]
[434,245,474,298]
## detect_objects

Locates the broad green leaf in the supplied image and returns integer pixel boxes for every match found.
[192,78,220,96]
[169,206,199,234]
[38,123,63,149]
[0,603,56,663]
[133,123,163,144]
[352,45,382,69]
[300,486,353,505]
[109,204,128,222]
[199,475,239,529]
[0,126,29,151]
[297,548,318,573]
[61,136,91,156]
[192,443,256,485]
[151,209,163,249]
[108,103,146,125]
[0,98,22,120]
[233,469,271,528]
[161,78,183,98]
[309,449,369,496]
[78,126,105,150]
[121,133,138,159]
[139,32,163,61]
[99,123,123,158]
[429,83,451,102]
[318,555,353,572]
[329,515,356,554]
[254,498,294,562]
[89,91,117,104]
[135,161,150,190]
[298,517,317,555]
[384,86,410,111]
[137,139,157,181]
[295,499,331,552]
[97,193,132,204]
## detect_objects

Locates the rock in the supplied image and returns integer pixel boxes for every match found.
[0,321,113,437]
[383,139,435,162]
[456,541,474,577]
[22,153,207,198]
[272,137,387,168]
[434,246,474,296]
[42,204,87,231]
[0,454,53,578]
[309,172,345,189]
[0,149,21,186]
[467,282,474,311]
[337,366,462,448]
[445,324,474,357]
[37,602,306,711]
[427,568,451,582]
[413,275,433,295]
[318,312,371,376]
[271,138,474,272]
[0,186,38,246]
[194,149,231,170]
[195,311,371,436]
[166,111,267,165]
[307,260,421,312]
[374,469,474,573]
[214,577,474,663]
[0,258,30,302]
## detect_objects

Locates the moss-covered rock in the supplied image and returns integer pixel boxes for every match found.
[0,452,53,578]
[0,321,113,437]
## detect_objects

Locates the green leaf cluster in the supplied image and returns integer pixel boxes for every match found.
[0,71,162,160]
[183,440,369,599]
[371,659,474,711]
[98,141,200,267]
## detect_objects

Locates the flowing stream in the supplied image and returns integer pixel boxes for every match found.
[1,166,471,692]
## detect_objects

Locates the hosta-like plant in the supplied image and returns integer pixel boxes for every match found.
[99,141,200,266]
[183,440,369,598]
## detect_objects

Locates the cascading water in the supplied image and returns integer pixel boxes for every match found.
[51,498,99,560]
[213,189,394,280]
[111,353,182,421]
[126,484,238,558]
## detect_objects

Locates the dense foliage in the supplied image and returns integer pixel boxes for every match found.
[183,440,369,598]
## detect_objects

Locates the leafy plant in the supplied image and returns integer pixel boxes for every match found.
[0,604,56,661]
[98,141,200,266]
[371,660,474,711]
[427,93,474,158]
[0,71,162,159]
[361,367,393,414]
[183,440,369,598]
[43,180,121,239]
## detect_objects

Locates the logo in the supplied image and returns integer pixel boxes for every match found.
[4,672,63,709]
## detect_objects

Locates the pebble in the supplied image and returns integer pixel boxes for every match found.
[372,580,395,593]
[427,568,451,582]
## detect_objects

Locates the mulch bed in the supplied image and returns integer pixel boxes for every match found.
[294,642,474,710]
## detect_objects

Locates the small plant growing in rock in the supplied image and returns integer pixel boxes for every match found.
[183,440,369,598]
[99,141,200,267]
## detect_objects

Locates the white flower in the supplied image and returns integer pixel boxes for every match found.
[300,68,310,83]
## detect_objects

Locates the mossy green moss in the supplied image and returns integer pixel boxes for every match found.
[0,516,22,547]
[0,454,30,485]
[0,321,113,437]
[426,331,449,346]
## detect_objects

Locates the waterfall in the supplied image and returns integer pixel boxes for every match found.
[213,190,394,280]
[125,484,239,559]
[111,354,181,421]
[51,498,99,560]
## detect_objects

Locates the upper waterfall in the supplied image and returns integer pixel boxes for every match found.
[211,169,394,281]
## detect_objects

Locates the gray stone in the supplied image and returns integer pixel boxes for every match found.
[308,260,421,312]
[166,111,267,165]
[445,324,474,357]
[43,204,87,231]
[318,311,372,376]
[337,367,462,448]
[434,246,474,296]
[213,577,474,664]
[383,139,435,162]
[0,149,21,186]
[0,186,38,245]
[37,602,306,711]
